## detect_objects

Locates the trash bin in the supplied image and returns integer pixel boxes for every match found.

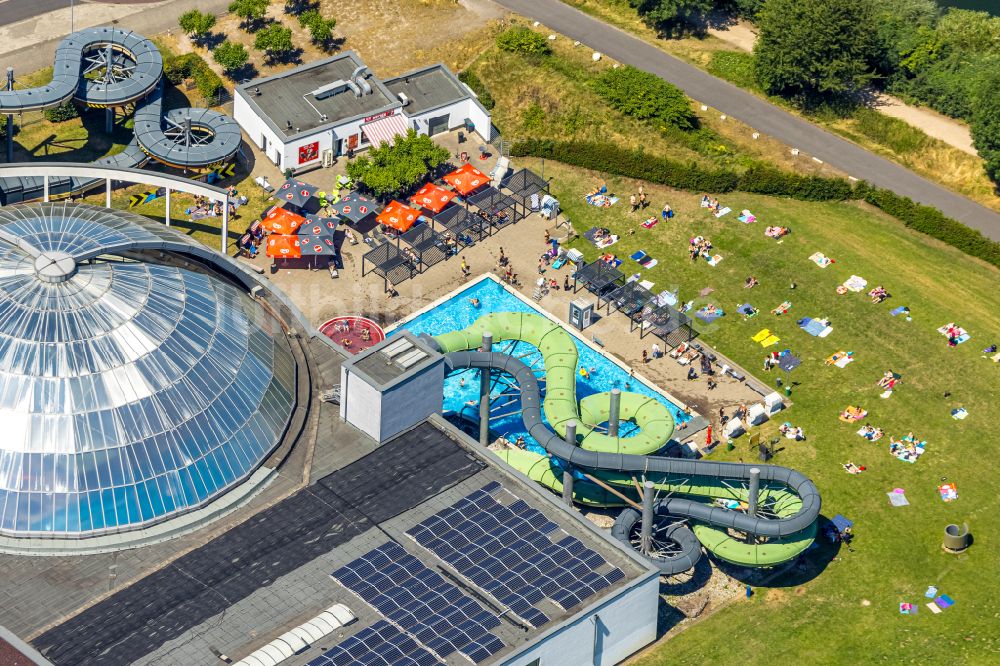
[942,523,971,553]
[784,385,792,397]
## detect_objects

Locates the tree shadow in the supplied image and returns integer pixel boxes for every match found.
[264,48,304,66]
[193,33,227,50]
[283,0,319,15]
[226,63,260,84]
[316,36,346,54]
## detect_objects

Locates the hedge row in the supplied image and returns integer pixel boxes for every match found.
[457,70,495,111]
[163,52,223,101]
[511,139,1000,270]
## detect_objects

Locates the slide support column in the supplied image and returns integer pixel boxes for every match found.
[562,422,577,506]
[608,388,621,438]
[221,199,229,254]
[165,188,171,226]
[640,481,654,555]
[6,68,13,163]
[105,178,112,207]
[479,332,493,446]
[43,175,49,202]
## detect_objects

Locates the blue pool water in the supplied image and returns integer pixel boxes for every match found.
[393,278,690,456]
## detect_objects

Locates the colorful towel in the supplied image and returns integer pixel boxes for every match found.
[778,353,801,372]
[596,234,619,249]
[890,306,910,317]
[752,329,771,343]
[714,207,732,218]
[737,303,757,318]
[772,301,792,315]
[890,438,925,463]
[585,194,618,207]
[826,350,854,367]
[843,275,868,292]
[641,217,659,229]
[809,252,833,268]
[630,250,647,262]
[937,323,970,344]
[799,317,832,337]
[934,595,955,609]
[926,602,942,614]
[951,407,968,420]
[738,210,756,224]
[938,483,957,502]
[899,602,917,615]
[696,307,725,324]
[707,254,723,266]
[888,489,909,507]
[761,334,780,347]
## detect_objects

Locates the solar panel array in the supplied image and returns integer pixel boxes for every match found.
[305,620,442,666]
[332,541,505,663]
[406,482,626,627]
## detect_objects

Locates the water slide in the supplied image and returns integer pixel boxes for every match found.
[0,27,241,204]
[425,312,821,574]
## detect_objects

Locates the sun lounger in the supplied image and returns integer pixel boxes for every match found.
[747,403,768,425]
[724,417,745,438]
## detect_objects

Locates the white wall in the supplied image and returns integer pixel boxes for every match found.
[340,365,382,440]
[282,131,336,173]
[501,573,660,666]
[379,361,445,442]
[234,93,284,169]
[405,99,492,143]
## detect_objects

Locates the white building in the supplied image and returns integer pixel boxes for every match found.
[233,51,492,173]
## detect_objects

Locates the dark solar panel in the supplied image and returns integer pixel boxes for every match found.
[306,621,444,666]
[332,542,504,663]
[404,484,627,630]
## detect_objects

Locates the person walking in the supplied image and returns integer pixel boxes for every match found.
[639,191,647,209]
[563,275,570,291]
[629,194,638,213]
[662,203,673,219]
[460,256,470,277]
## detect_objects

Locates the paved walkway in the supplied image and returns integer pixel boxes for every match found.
[707,19,978,156]
[493,0,1000,239]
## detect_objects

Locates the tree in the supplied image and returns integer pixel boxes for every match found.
[298,9,337,47]
[495,27,550,56]
[254,24,295,62]
[753,0,880,105]
[178,10,217,44]
[228,0,270,31]
[871,0,938,75]
[345,129,450,199]
[212,40,250,76]
[628,0,714,37]
[593,65,697,131]
[971,70,1000,183]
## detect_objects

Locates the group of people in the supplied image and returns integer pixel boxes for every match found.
[868,285,889,303]
[629,186,649,212]
[858,424,884,441]
[700,194,723,214]
[778,422,805,440]
[689,235,713,261]
[839,405,868,422]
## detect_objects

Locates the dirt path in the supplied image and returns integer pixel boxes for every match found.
[707,19,978,156]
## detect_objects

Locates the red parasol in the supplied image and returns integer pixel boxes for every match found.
[266,235,302,258]
[261,206,306,235]
[443,163,489,195]
[377,200,420,233]
[409,182,456,213]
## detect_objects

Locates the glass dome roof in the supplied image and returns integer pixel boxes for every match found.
[0,204,296,537]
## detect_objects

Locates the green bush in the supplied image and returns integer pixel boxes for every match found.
[511,138,1000,270]
[592,65,697,131]
[162,52,222,100]
[44,101,79,123]
[457,70,494,110]
[858,184,1000,268]
[254,24,295,61]
[298,9,336,46]
[212,40,250,76]
[852,107,929,155]
[178,10,217,42]
[496,27,551,56]
[707,51,758,91]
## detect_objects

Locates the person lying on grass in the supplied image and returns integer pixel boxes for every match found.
[839,405,867,422]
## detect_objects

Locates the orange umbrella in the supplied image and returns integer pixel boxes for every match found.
[443,163,489,195]
[266,235,302,259]
[261,206,306,235]
[377,200,419,233]
[409,182,456,213]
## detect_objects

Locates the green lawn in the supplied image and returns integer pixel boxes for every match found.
[523,158,1000,663]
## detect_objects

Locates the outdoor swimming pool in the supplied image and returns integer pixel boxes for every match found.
[391,277,691,455]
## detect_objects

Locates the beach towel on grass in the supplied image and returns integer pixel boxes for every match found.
[737,303,757,318]
[596,235,619,249]
[752,329,771,343]
[826,350,854,367]
[890,306,910,317]
[938,483,957,502]
[809,252,833,268]
[761,334,780,347]
[630,250,647,262]
[696,307,724,324]
[799,317,833,337]
[651,290,677,307]
[951,407,968,420]
[707,254,723,266]
[772,301,792,315]
[843,275,868,292]
[583,227,599,242]
[937,323,970,344]
[778,353,801,372]
[888,490,909,507]
[714,207,732,218]
[642,217,658,229]
[639,280,655,291]
[935,595,955,609]
[738,210,756,224]
[586,194,618,207]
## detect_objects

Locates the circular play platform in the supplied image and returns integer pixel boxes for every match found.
[319,316,385,354]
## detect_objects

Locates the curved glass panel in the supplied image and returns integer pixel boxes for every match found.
[0,204,296,537]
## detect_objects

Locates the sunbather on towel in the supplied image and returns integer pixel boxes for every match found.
[868,285,889,303]
[839,405,867,422]
[765,225,789,238]
[843,462,866,474]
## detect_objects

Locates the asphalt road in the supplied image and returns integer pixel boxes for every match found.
[0,0,72,25]
[494,0,1000,240]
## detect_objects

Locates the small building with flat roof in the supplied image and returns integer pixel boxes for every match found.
[233,53,492,172]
